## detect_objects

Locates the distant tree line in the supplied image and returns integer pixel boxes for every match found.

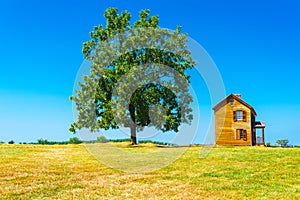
[1,136,172,146]
[2,138,81,145]
[34,137,82,145]
[2,137,297,147]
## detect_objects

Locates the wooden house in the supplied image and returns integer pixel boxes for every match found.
[212,94,265,146]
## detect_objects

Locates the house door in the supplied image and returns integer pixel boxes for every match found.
[255,128,264,145]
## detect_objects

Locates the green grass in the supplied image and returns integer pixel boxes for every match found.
[0,143,299,199]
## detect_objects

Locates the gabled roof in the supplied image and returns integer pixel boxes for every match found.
[255,121,265,128]
[212,94,257,116]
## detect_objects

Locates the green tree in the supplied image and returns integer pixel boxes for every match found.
[70,8,195,145]
[96,136,108,143]
[37,138,48,145]
[69,137,81,144]
[276,138,289,147]
[8,140,14,144]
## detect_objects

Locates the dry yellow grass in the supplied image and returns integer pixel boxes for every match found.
[0,143,299,199]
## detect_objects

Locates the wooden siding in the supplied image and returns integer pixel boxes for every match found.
[214,98,253,145]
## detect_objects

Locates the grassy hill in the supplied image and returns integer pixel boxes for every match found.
[0,143,299,199]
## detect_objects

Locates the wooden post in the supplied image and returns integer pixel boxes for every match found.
[262,128,265,145]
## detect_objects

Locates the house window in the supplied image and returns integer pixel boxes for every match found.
[233,110,247,122]
[236,129,247,141]
[236,110,243,120]
[230,99,234,105]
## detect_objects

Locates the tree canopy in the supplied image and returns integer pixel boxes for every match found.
[276,138,289,147]
[70,7,195,144]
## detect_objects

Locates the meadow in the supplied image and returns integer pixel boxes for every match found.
[0,143,299,199]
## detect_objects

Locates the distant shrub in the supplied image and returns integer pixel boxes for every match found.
[69,137,81,144]
[265,142,271,147]
[37,139,49,145]
[139,140,169,145]
[8,140,14,144]
[96,136,107,143]
[110,138,131,143]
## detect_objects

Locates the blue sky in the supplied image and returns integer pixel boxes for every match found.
[0,0,299,145]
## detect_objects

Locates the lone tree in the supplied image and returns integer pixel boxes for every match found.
[70,8,195,145]
[276,138,289,147]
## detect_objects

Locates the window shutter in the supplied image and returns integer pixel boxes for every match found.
[243,130,247,141]
[243,111,247,122]
[236,129,239,140]
[233,111,237,122]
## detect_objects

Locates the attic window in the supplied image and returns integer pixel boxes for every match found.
[230,99,234,105]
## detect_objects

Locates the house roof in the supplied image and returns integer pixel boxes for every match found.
[255,121,265,128]
[212,94,257,116]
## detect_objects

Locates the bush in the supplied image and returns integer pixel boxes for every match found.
[8,140,14,144]
[96,136,107,143]
[265,142,271,147]
[139,140,169,145]
[69,137,81,144]
[110,138,131,143]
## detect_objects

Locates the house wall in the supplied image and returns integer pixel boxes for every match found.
[215,98,253,145]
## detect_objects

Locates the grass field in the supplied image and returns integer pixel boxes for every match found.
[0,143,299,199]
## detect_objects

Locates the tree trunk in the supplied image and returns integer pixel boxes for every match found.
[129,104,137,145]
